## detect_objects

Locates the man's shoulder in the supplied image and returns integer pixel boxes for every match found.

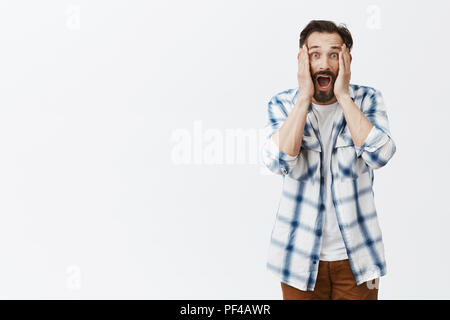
[350,83,381,99]
[350,84,387,114]
[268,87,299,105]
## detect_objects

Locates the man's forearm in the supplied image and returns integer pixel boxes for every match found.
[337,94,374,147]
[271,96,310,157]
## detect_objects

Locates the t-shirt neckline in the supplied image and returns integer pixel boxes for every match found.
[311,101,339,109]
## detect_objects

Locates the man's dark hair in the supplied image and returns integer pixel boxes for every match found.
[299,20,353,52]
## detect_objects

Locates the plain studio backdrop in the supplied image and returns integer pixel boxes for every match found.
[0,0,448,299]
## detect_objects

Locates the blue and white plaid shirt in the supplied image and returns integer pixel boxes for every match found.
[261,84,396,291]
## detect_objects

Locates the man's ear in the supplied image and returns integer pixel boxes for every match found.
[349,53,352,63]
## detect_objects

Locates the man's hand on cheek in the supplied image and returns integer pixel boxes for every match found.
[334,43,352,100]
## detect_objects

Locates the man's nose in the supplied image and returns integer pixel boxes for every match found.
[317,56,331,71]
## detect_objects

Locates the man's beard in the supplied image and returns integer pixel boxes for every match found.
[312,70,336,103]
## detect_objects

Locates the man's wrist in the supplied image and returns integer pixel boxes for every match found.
[336,93,351,104]
[295,94,311,110]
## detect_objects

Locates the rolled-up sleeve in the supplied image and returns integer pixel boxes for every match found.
[261,97,299,175]
[354,90,397,169]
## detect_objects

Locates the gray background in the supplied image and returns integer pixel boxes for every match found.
[0,0,448,299]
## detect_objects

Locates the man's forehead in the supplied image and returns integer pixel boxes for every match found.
[307,32,343,50]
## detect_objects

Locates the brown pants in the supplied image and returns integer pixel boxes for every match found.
[281,259,379,300]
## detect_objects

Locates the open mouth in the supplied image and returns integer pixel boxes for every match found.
[316,75,332,90]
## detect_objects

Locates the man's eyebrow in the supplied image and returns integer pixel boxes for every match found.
[308,45,342,51]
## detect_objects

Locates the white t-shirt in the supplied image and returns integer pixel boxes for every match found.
[311,101,348,261]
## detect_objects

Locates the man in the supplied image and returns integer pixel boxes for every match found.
[261,20,396,300]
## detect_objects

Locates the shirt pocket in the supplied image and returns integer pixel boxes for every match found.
[291,134,321,183]
[334,129,369,180]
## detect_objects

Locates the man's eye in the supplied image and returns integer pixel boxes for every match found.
[331,53,338,58]
[311,53,319,58]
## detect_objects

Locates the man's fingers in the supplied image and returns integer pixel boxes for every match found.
[297,47,303,69]
[304,45,309,64]
[301,45,310,75]
[343,44,351,71]
[298,47,305,73]
[339,45,345,73]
